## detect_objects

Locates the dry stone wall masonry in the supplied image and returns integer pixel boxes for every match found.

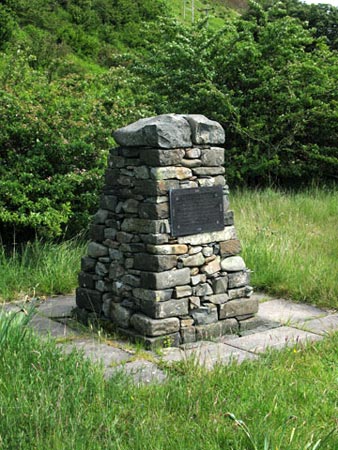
[75,114,258,348]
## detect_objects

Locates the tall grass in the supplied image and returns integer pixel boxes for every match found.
[0,315,337,449]
[0,238,87,302]
[231,188,338,308]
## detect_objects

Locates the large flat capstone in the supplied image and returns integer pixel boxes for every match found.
[113,114,225,148]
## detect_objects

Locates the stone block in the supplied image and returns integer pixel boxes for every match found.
[117,328,181,349]
[104,169,119,187]
[104,228,117,240]
[138,298,189,319]
[177,226,237,245]
[192,167,225,176]
[193,283,213,296]
[219,297,259,319]
[140,233,170,245]
[191,303,218,325]
[182,252,205,267]
[110,303,132,328]
[132,288,173,302]
[150,167,192,180]
[138,202,169,219]
[189,296,201,309]
[224,210,234,226]
[181,159,202,168]
[228,286,253,300]
[76,288,102,313]
[195,319,238,340]
[183,115,225,145]
[87,242,108,258]
[113,114,192,148]
[201,257,221,276]
[212,276,228,294]
[100,194,118,211]
[140,148,185,166]
[134,254,177,272]
[185,148,201,158]
[200,147,225,166]
[121,218,170,234]
[81,256,96,273]
[174,285,192,298]
[78,272,96,290]
[191,274,207,286]
[219,239,242,257]
[140,268,191,290]
[133,166,149,179]
[130,313,180,336]
[93,209,109,225]
[147,244,188,255]
[95,261,110,276]
[180,327,196,344]
[121,274,140,288]
[122,199,139,213]
[221,256,246,272]
[134,179,179,196]
[109,263,125,280]
[228,271,250,289]
[89,224,105,242]
[207,293,229,305]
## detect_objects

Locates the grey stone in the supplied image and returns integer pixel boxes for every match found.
[224,210,234,226]
[139,298,189,319]
[109,263,125,280]
[182,252,205,267]
[201,257,221,275]
[140,148,185,166]
[100,195,118,211]
[93,209,109,225]
[138,202,169,220]
[117,327,181,349]
[179,180,199,188]
[200,147,225,166]
[298,314,338,335]
[140,233,170,245]
[105,169,119,186]
[96,279,112,292]
[133,166,149,179]
[108,154,125,168]
[195,319,238,341]
[113,114,192,148]
[219,297,259,319]
[108,249,124,262]
[185,148,201,158]
[104,228,117,240]
[121,274,140,287]
[116,231,133,243]
[189,246,202,255]
[134,254,177,272]
[141,268,190,290]
[212,276,228,294]
[78,272,96,290]
[227,326,322,354]
[191,274,207,286]
[147,244,188,255]
[122,199,139,213]
[239,316,281,336]
[181,159,202,168]
[180,327,196,344]
[207,293,229,305]
[177,226,237,245]
[180,317,195,327]
[228,271,250,289]
[87,242,108,258]
[189,296,201,309]
[28,316,79,338]
[183,341,255,369]
[35,295,75,319]
[221,256,246,272]
[150,167,192,180]
[89,224,105,242]
[121,218,170,234]
[130,313,180,336]
[134,179,179,196]
[183,115,225,145]
[192,167,225,176]
[81,256,96,273]
[95,262,110,276]
[202,246,214,257]
[76,288,102,313]
[174,285,192,298]
[228,287,252,300]
[132,288,173,302]
[257,299,328,325]
[120,147,140,158]
[191,304,218,325]
[193,283,213,296]
[219,239,242,257]
[111,303,132,328]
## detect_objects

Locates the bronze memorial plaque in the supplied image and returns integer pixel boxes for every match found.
[169,186,224,237]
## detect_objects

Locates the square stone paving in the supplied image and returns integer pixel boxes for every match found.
[257,299,327,325]
[296,314,338,335]
[226,326,322,354]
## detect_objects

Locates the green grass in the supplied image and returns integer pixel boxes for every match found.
[0,311,337,449]
[232,188,338,309]
[0,238,86,302]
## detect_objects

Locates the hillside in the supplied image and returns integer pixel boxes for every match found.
[0,0,337,241]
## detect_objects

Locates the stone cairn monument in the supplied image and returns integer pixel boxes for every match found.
[75,114,258,348]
